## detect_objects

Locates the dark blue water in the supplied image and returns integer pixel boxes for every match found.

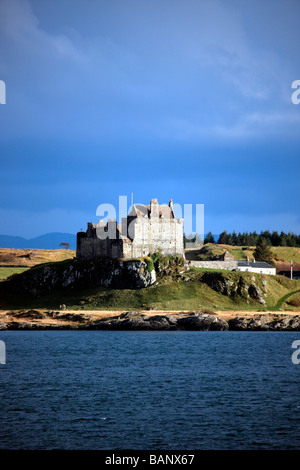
[0,331,300,450]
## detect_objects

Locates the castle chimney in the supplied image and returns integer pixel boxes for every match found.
[150,198,159,218]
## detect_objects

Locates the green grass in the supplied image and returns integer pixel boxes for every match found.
[0,267,29,280]
[186,244,300,265]
[1,265,299,312]
[0,279,253,311]
[270,288,300,311]
[226,248,252,260]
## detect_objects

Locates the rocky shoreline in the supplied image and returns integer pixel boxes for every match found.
[1,310,300,331]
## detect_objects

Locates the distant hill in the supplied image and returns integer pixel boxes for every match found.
[0,233,76,250]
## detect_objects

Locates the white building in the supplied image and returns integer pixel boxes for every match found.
[237,260,276,275]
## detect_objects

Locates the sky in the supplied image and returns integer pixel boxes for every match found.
[0,0,299,238]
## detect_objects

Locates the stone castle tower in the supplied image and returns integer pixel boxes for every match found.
[76,198,184,260]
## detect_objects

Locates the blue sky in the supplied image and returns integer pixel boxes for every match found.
[0,0,299,238]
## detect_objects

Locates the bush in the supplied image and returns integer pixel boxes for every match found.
[145,257,154,272]
[288,299,300,307]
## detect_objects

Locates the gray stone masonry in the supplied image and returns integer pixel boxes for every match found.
[77,198,184,260]
[190,260,238,270]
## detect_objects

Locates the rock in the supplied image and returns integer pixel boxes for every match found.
[202,272,267,305]
[90,314,178,330]
[15,310,46,319]
[177,313,229,331]
[228,315,271,330]
[2,258,157,296]
[228,317,249,330]
[247,285,266,305]
[0,321,7,330]
[86,312,228,331]
[147,315,178,329]
[228,315,300,331]
[269,315,300,331]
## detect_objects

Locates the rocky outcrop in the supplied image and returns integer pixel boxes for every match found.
[87,312,228,331]
[176,313,229,331]
[1,258,156,296]
[2,310,300,331]
[201,272,266,305]
[90,313,179,330]
[2,310,229,331]
[228,315,300,331]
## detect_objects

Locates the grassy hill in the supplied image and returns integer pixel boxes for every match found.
[0,246,299,312]
[0,248,75,279]
[185,243,300,269]
[0,258,299,312]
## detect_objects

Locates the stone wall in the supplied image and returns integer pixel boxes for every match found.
[189,260,238,270]
[76,228,123,260]
[129,218,184,258]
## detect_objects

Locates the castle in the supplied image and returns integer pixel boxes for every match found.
[76,198,184,260]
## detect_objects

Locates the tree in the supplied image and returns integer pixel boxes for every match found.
[231,231,238,246]
[60,242,70,249]
[271,231,281,246]
[253,237,274,265]
[204,232,215,244]
[218,231,229,244]
[237,232,243,246]
[279,231,287,246]
[260,230,272,245]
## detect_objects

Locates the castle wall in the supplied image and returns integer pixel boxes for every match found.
[130,218,184,258]
[76,228,123,260]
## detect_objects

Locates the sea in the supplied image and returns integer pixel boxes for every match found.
[0,330,300,450]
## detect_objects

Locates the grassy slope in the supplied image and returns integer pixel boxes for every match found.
[0,267,30,280]
[185,244,300,269]
[222,244,300,265]
[0,246,299,311]
[1,263,299,312]
[0,248,75,267]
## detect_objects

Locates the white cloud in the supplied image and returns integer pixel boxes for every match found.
[0,0,85,64]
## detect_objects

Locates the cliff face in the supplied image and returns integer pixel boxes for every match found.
[201,272,267,304]
[3,258,156,296]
